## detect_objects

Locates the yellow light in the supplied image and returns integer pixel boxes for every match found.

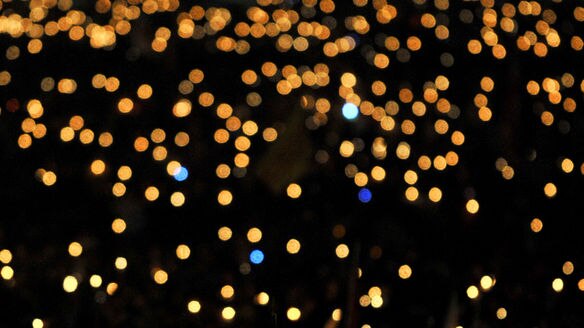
[405,186,419,201]
[217,190,233,206]
[90,159,106,175]
[68,242,83,257]
[188,300,201,313]
[218,227,233,241]
[216,164,231,179]
[117,166,132,181]
[99,132,113,147]
[562,261,574,275]
[112,182,126,197]
[221,285,235,299]
[370,166,386,182]
[0,249,13,264]
[117,97,134,113]
[287,307,301,321]
[286,183,302,199]
[1,266,14,280]
[262,127,278,142]
[63,275,79,293]
[561,158,574,173]
[42,171,57,186]
[466,285,479,299]
[112,257,127,270]
[247,227,262,243]
[466,199,479,214]
[89,275,102,288]
[359,295,371,307]
[480,275,494,290]
[339,140,355,157]
[578,279,584,291]
[221,306,236,321]
[286,239,301,254]
[256,292,270,305]
[176,244,191,260]
[371,295,383,308]
[137,84,153,99]
[175,131,190,146]
[398,264,412,279]
[552,278,564,292]
[32,318,44,328]
[60,126,75,142]
[145,186,159,201]
[153,269,168,284]
[106,282,118,295]
[336,244,350,259]
[170,192,186,207]
[173,99,192,118]
[530,218,543,233]
[544,182,557,198]
[496,307,507,320]
[332,309,342,321]
[428,187,442,203]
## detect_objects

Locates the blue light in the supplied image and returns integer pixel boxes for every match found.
[342,103,359,120]
[358,188,372,203]
[250,249,264,264]
[174,166,188,181]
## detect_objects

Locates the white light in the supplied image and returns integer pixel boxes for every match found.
[342,103,359,120]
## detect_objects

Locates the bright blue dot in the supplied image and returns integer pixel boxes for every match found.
[250,249,264,264]
[342,103,359,120]
[174,167,188,182]
[358,188,372,203]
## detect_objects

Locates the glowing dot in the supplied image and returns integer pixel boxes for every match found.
[175,244,191,260]
[106,282,118,295]
[256,292,270,305]
[221,285,235,299]
[247,227,262,243]
[466,199,479,214]
[1,266,14,280]
[68,242,83,257]
[552,278,564,292]
[188,300,201,313]
[336,244,350,259]
[221,307,236,321]
[342,103,359,120]
[480,275,494,290]
[214,189,233,206]
[563,261,574,275]
[174,166,188,181]
[286,239,301,254]
[153,269,168,284]
[170,191,185,207]
[358,188,372,203]
[544,182,557,198]
[218,227,233,241]
[112,218,126,234]
[250,249,264,264]
[530,218,543,233]
[466,285,479,299]
[89,275,102,288]
[115,257,127,270]
[0,250,12,264]
[286,183,302,199]
[287,307,301,321]
[398,264,412,279]
[32,319,44,328]
[63,275,78,293]
[496,308,507,320]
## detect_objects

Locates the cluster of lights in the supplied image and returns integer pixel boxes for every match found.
[1,0,584,326]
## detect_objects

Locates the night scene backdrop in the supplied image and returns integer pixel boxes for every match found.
[1,0,584,327]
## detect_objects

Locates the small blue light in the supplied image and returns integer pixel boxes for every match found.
[250,249,264,264]
[174,167,188,181]
[358,188,372,203]
[342,103,359,120]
